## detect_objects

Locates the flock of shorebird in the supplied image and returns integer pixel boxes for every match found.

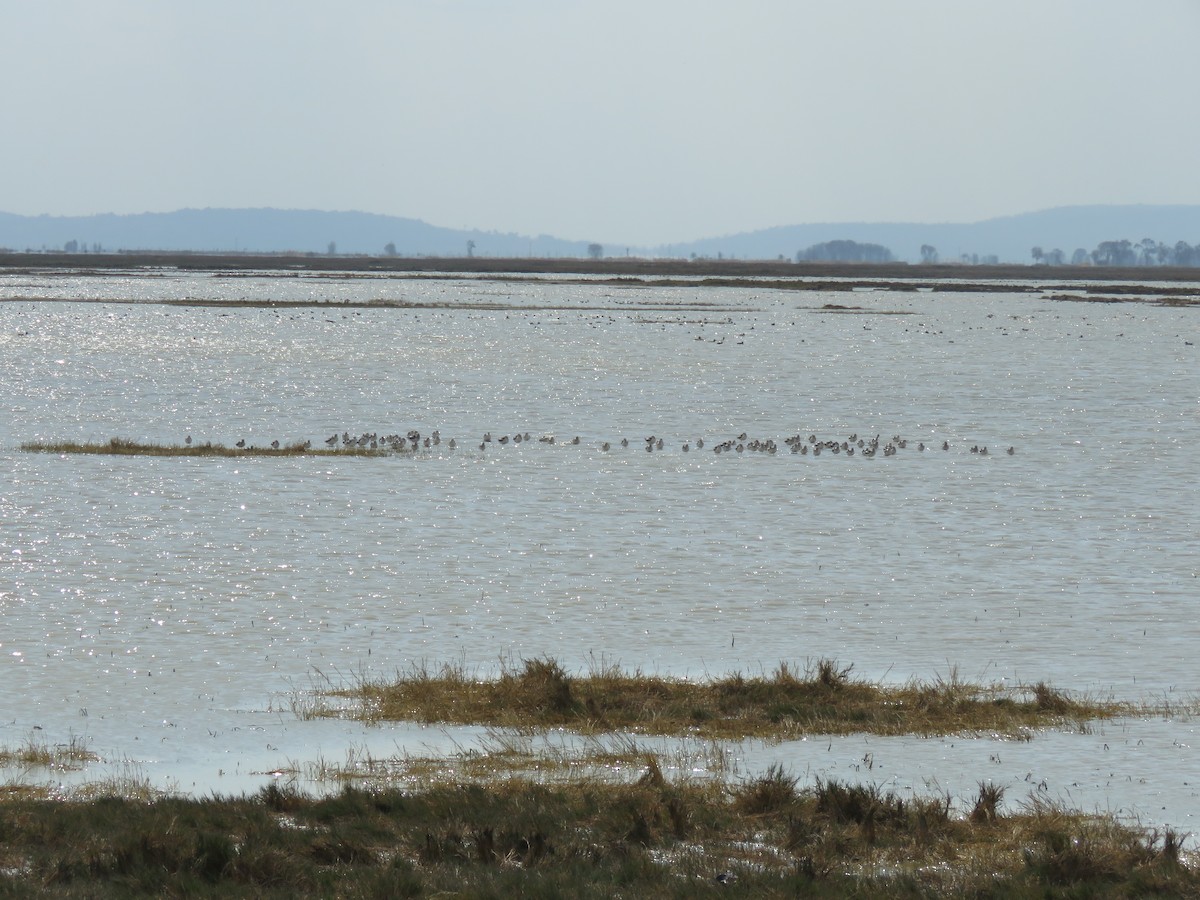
[273,430,1015,457]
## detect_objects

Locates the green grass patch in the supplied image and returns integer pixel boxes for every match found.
[308,657,1130,739]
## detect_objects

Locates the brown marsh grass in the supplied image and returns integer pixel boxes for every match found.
[0,735,98,771]
[19,437,386,458]
[299,733,730,791]
[309,657,1129,739]
[0,763,1192,897]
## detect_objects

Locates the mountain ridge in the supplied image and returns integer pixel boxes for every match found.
[0,207,593,259]
[1,204,1198,264]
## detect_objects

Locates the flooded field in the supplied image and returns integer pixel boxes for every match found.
[0,268,1196,833]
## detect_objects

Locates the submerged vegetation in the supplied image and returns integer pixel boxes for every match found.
[0,735,98,771]
[308,657,1128,739]
[0,766,1193,897]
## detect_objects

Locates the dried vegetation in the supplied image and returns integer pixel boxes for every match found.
[310,657,1128,739]
[19,437,383,457]
[0,768,1193,897]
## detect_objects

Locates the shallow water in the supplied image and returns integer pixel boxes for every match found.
[1,270,1196,830]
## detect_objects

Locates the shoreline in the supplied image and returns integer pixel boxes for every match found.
[3,254,1196,310]
[2,752,1195,896]
[4,249,1200,285]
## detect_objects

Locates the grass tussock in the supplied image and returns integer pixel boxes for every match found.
[312,657,1127,739]
[0,735,98,771]
[19,437,387,458]
[0,769,1193,898]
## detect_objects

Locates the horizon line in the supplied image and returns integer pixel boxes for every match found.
[4,202,1198,249]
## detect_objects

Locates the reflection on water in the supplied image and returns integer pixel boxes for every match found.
[0,272,1196,831]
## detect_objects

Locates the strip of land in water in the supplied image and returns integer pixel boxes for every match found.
[19,438,386,458]
[2,255,1196,315]
[3,249,1200,282]
[306,658,1151,740]
[1,252,1198,308]
[17,436,1013,458]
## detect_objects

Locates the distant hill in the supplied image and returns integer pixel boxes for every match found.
[1,204,1198,264]
[0,208,594,258]
[663,205,1200,264]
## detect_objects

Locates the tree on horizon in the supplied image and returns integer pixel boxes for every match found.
[797,240,893,263]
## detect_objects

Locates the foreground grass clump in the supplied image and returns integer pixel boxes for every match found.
[312,657,1123,739]
[19,437,384,458]
[0,772,1192,898]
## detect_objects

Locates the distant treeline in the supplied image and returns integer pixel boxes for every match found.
[1041,239,1200,267]
[796,240,894,263]
[795,237,1200,267]
[13,236,1200,269]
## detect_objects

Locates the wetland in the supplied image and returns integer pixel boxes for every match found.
[0,257,1197,892]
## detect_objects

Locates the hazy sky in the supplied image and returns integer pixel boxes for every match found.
[4,1,1198,245]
